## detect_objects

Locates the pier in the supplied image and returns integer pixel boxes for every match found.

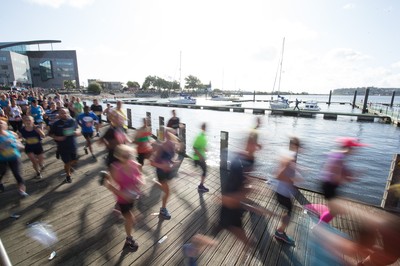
[1,124,399,265]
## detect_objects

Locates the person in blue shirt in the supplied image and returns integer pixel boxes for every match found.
[0,118,28,196]
[28,99,45,130]
[77,106,98,159]
[49,108,80,183]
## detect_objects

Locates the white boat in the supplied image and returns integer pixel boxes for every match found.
[210,94,239,101]
[302,101,321,111]
[270,38,291,110]
[169,94,196,104]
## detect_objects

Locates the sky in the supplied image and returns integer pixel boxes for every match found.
[3,0,400,93]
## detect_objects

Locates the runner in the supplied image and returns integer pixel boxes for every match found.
[27,99,45,130]
[0,118,28,196]
[166,109,180,136]
[133,117,153,166]
[192,123,209,192]
[150,128,180,219]
[49,108,80,183]
[90,98,103,137]
[77,106,98,159]
[19,116,46,179]
[8,98,23,132]
[99,144,144,251]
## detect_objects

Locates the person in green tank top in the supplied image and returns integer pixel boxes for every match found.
[193,123,209,192]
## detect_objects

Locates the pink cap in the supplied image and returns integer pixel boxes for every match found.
[337,137,368,148]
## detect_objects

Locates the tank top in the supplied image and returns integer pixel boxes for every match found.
[0,131,21,161]
[8,106,22,121]
[20,127,42,148]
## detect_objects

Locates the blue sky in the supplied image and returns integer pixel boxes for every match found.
[3,0,400,93]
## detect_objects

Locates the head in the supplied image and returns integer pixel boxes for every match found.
[108,109,124,127]
[116,100,122,109]
[84,105,90,114]
[23,115,34,127]
[201,122,206,132]
[172,109,177,117]
[58,108,70,120]
[10,98,16,107]
[31,100,38,106]
[114,144,137,163]
[93,99,99,105]
[56,101,62,109]
[337,137,368,154]
[289,137,301,153]
[50,101,56,110]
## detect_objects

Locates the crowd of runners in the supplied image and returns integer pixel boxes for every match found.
[0,88,399,266]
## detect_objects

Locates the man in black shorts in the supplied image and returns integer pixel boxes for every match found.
[49,108,79,183]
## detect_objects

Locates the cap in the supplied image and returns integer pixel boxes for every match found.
[337,137,368,148]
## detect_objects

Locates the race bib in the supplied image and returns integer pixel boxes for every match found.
[26,137,39,145]
[1,147,14,158]
[63,127,75,136]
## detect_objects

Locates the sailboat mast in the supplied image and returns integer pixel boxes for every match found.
[277,37,285,94]
[179,51,182,91]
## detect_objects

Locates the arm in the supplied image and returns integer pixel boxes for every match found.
[34,127,46,138]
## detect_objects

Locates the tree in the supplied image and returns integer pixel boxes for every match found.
[185,75,202,90]
[87,82,102,95]
[127,81,140,89]
[63,80,76,90]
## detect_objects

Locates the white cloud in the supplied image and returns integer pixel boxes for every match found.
[325,48,371,63]
[343,3,356,10]
[391,61,400,68]
[27,0,94,8]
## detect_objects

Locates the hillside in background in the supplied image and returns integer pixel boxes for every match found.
[333,87,400,95]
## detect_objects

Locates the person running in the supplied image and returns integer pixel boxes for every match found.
[98,109,130,169]
[193,123,209,192]
[319,137,368,223]
[103,103,113,123]
[99,144,144,251]
[273,149,302,246]
[133,118,153,166]
[90,98,103,137]
[0,118,28,196]
[73,97,84,118]
[245,117,262,166]
[28,99,45,130]
[113,101,128,132]
[19,116,46,179]
[77,106,98,159]
[8,98,23,132]
[49,108,80,183]
[150,128,180,219]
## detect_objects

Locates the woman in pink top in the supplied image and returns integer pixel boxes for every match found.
[101,144,144,251]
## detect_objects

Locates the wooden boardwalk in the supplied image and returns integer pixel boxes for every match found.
[1,130,399,266]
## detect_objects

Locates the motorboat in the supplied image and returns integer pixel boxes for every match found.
[302,101,321,111]
[210,93,239,101]
[169,94,196,104]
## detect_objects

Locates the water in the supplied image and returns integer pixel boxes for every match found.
[96,94,400,206]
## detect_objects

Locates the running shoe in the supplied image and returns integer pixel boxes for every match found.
[99,171,108,186]
[159,207,171,219]
[274,230,295,245]
[40,164,45,171]
[65,176,72,183]
[84,147,88,155]
[197,185,209,193]
[19,190,29,197]
[124,236,139,251]
[95,132,100,137]
[36,173,43,179]
[182,244,197,266]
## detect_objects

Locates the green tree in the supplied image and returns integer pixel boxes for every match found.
[63,80,76,90]
[185,75,202,90]
[87,82,102,95]
[127,81,140,88]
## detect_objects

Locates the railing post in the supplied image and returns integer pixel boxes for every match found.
[362,88,370,114]
[180,123,187,157]
[352,90,357,109]
[390,90,395,108]
[328,90,332,105]
[127,108,132,128]
[146,111,152,134]
[158,116,164,141]
[220,131,229,170]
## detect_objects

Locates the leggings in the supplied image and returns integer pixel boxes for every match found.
[0,159,24,185]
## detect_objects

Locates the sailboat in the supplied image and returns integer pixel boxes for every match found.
[169,51,197,105]
[270,38,290,110]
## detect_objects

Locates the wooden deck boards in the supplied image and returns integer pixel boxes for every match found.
[1,132,400,266]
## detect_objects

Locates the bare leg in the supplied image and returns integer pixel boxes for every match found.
[160,181,169,208]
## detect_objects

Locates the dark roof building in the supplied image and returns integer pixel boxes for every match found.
[0,40,79,89]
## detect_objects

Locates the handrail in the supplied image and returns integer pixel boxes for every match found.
[0,238,12,266]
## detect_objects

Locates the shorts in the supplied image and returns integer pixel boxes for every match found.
[25,145,44,155]
[276,193,293,215]
[117,202,134,214]
[137,152,151,166]
[96,115,102,124]
[321,181,339,200]
[82,132,94,139]
[60,152,77,164]
[194,160,207,177]
[156,168,173,182]
[107,150,118,166]
[219,206,243,229]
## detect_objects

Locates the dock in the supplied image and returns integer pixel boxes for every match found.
[1,127,399,265]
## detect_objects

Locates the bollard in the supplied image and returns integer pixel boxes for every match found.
[180,123,187,157]
[362,88,369,114]
[220,131,229,170]
[127,108,132,128]
[390,90,396,108]
[328,90,332,105]
[146,112,152,134]
[352,90,357,109]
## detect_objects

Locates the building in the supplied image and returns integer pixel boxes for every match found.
[88,79,122,92]
[0,40,80,89]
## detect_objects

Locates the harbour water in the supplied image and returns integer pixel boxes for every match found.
[99,94,400,206]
